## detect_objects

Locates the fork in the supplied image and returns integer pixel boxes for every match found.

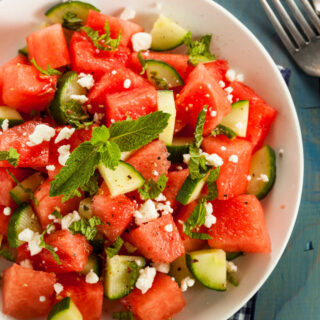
[260,0,320,77]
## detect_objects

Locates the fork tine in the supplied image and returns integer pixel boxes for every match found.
[271,0,306,47]
[260,0,297,53]
[285,0,316,40]
[299,0,320,33]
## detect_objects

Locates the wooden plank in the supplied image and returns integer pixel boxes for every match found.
[214,1,320,319]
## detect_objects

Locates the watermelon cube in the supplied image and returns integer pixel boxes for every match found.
[208,194,271,252]
[202,135,253,200]
[2,64,57,114]
[121,273,186,320]
[176,63,232,136]
[34,179,83,228]
[91,183,136,242]
[127,140,171,182]
[230,81,277,150]
[27,24,70,69]
[86,10,144,47]
[56,273,103,320]
[0,121,50,167]
[39,230,92,273]
[204,60,229,83]
[127,214,185,263]
[106,86,157,125]
[2,264,56,319]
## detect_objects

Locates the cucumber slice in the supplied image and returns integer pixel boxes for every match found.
[167,137,193,163]
[49,71,86,124]
[150,15,188,51]
[104,255,145,300]
[157,90,176,145]
[7,203,41,248]
[226,252,243,261]
[170,255,193,286]
[145,60,184,89]
[78,197,92,219]
[0,106,23,128]
[10,172,45,205]
[227,272,239,287]
[45,1,100,25]
[176,173,209,205]
[81,254,101,276]
[247,145,276,200]
[98,161,145,197]
[186,249,227,291]
[220,100,249,137]
[48,297,83,320]
[120,151,135,161]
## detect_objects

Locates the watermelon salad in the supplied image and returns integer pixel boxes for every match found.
[0,1,278,319]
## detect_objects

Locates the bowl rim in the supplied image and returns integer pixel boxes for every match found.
[205,0,304,317]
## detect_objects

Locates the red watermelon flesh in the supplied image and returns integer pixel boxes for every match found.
[0,121,50,167]
[127,214,185,263]
[87,65,149,110]
[121,273,186,320]
[56,273,103,320]
[127,140,171,182]
[176,63,232,136]
[129,52,189,81]
[86,10,144,47]
[202,135,253,200]
[230,81,277,150]
[34,179,83,228]
[208,194,271,253]
[2,264,56,319]
[91,183,136,242]
[106,86,157,125]
[163,168,189,208]
[39,230,92,273]
[0,206,11,235]
[2,64,57,114]
[174,201,206,252]
[205,60,229,83]
[27,24,70,69]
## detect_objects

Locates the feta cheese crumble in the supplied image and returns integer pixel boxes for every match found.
[46,165,56,171]
[226,69,236,82]
[58,145,71,166]
[154,193,166,202]
[131,32,152,52]
[39,296,46,302]
[164,224,173,232]
[26,124,55,146]
[61,211,80,230]
[227,94,233,103]
[152,170,159,176]
[55,127,75,144]
[93,113,104,124]
[20,259,33,269]
[70,94,88,104]
[18,228,42,256]
[77,73,95,89]
[134,200,159,225]
[204,202,216,228]
[181,277,195,292]
[224,86,233,94]
[136,267,156,294]
[257,174,269,182]
[151,262,170,274]
[123,78,132,89]
[228,155,238,163]
[227,261,238,273]
[3,207,11,216]
[247,175,252,181]
[210,110,217,117]
[156,201,174,215]
[219,80,226,88]
[119,7,136,20]
[111,70,117,75]
[183,153,191,165]
[1,119,9,132]
[221,146,227,151]
[85,269,99,284]
[54,283,64,295]
[203,152,224,167]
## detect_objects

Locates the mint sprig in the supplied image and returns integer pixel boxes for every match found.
[30,58,61,76]
[69,216,103,241]
[0,148,20,167]
[62,11,83,30]
[61,100,93,129]
[138,174,168,200]
[39,223,61,264]
[206,167,220,201]
[105,237,124,258]
[211,124,237,140]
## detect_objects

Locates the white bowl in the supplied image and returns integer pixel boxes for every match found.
[0,0,304,319]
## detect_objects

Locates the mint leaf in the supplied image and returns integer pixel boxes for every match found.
[62,11,83,30]
[50,142,100,201]
[18,45,28,57]
[91,125,110,147]
[81,21,121,51]
[51,209,62,219]
[138,52,147,75]
[184,32,216,66]
[184,198,212,240]
[194,106,207,148]
[69,216,103,241]
[211,124,237,140]
[39,223,61,264]
[105,237,124,258]
[109,111,170,152]
[61,100,93,129]
[206,167,220,201]
[113,311,135,320]
[138,174,168,200]
[100,141,121,170]
[81,171,99,196]
[0,148,20,167]
[0,248,15,262]
[30,58,61,76]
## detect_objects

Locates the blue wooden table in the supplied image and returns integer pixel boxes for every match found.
[215,1,320,319]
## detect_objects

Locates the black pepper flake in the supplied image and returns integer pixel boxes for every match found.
[244,201,248,205]
[224,194,228,198]
[83,205,89,211]
[127,175,132,180]
[177,267,182,271]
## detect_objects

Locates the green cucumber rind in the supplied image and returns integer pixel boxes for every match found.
[226,252,243,261]
[81,254,101,276]
[0,119,24,128]
[167,144,190,163]
[48,297,72,320]
[176,174,206,205]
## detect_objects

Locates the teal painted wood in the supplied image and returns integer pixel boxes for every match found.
[214,1,320,319]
